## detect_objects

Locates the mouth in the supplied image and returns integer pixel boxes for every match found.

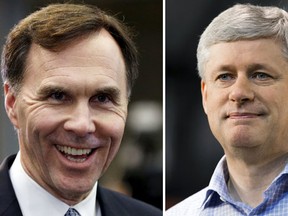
[56,145,95,163]
[226,112,264,119]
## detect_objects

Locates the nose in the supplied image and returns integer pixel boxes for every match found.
[64,102,96,136]
[229,75,254,105]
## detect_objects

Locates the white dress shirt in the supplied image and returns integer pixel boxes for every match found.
[9,152,101,216]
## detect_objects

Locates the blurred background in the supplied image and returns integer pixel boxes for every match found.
[0,0,162,209]
[166,0,287,209]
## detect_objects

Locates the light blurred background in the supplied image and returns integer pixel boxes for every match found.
[0,0,162,209]
[166,0,287,209]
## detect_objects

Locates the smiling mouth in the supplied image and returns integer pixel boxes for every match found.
[56,145,95,163]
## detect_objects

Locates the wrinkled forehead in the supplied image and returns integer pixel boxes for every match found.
[24,29,126,82]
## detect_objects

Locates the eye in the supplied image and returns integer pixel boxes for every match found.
[49,91,67,101]
[251,72,272,80]
[216,73,234,81]
[93,93,112,103]
[90,87,121,106]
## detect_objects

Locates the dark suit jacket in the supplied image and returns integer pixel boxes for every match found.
[0,155,162,216]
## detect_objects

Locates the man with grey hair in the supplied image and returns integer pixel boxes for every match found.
[167,4,288,215]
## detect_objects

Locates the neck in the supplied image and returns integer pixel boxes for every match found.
[226,153,288,208]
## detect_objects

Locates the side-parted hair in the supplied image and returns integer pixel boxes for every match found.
[197,4,288,79]
[1,3,138,97]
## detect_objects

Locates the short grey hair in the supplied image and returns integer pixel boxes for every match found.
[197,4,288,79]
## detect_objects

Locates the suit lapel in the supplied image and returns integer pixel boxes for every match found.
[97,186,131,216]
[97,186,117,216]
[0,155,22,216]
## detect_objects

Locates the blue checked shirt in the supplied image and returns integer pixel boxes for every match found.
[166,156,288,216]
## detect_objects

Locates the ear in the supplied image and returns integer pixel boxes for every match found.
[201,80,208,115]
[4,82,19,129]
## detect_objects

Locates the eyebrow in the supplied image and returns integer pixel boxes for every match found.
[246,63,273,73]
[37,84,122,101]
[36,85,67,97]
[216,65,236,72]
[94,86,122,102]
[215,63,273,73]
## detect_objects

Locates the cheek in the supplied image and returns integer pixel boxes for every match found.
[204,91,223,116]
[24,113,58,152]
[17,99,60,133]
[28,110,61,140]
[203,90,227,130]
[96,107,127,138]
[16,108,58,179]
[18,107,64,164]
[105,116,126,152]
[100,115,126,170]
[202,83,218,114]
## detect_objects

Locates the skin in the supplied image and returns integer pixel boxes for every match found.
[201,38,288,206]
[4,29,128,205]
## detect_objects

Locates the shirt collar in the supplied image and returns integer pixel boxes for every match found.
[9,152,98,216]
[207,156,230,197]
[200,155,288,209]
[200,156,229,208]
[273,157,288,179]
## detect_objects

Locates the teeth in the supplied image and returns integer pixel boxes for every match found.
[66,156,87,163]
[56,145,92,156]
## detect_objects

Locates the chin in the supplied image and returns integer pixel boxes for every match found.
[55,174,96,196]
[225,137,264,161]
[225,128,259,146]
[56,181,94,205]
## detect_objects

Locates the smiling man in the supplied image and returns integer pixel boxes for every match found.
[167,4,288,216]
[0,3,161,216]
